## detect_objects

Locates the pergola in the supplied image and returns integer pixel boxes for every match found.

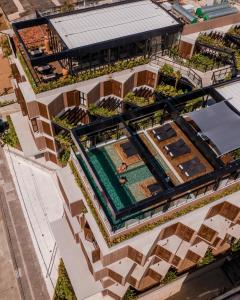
[70,79,240,229]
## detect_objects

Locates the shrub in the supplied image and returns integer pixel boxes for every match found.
[52,117,74,130]
[2,116,19,148]
[59,149,71,166]
[123,287,137,300]
[155,84,184,97]
[89,104,118,117]
[53,259,76,300]
[197,249,215,267]
[0,37,12,57]
[231,240,240,253]
[162,269,177,284]
[160,64,175,77]
[124,92,155,107]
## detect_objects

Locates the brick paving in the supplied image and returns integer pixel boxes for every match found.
[0,147,50,300]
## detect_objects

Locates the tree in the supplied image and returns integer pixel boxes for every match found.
[54,259,76,300]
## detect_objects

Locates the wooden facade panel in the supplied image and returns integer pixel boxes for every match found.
[103,80,113,96]
[122,74,134,98]
[178,41,193,59]
[27,101,39,119]
[220,202,240,221]
[35,136,46,150]
[41,121,52,136]
[112,80,122,97]
[198,225,216,242]
[48,152,58,164]
[176,223,194,242]
[48,94,64,118]
[45,137,55,151]
[146,71,156,88]
[137,71,147,86]
[70,201,85,217]
[87,83,100,106]
[38,102,49,119]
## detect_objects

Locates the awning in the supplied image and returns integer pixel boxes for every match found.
[188,101,240,155]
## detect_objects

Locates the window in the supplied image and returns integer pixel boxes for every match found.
[31,118,38,132]
[80,92,87,106]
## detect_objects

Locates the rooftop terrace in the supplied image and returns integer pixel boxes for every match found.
[69,79,240,230]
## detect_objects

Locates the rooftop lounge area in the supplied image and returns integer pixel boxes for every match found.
[12,0,182,93]
[70,78,240,232]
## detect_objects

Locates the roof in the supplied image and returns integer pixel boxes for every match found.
[188,101,240,155]
[50,0,179,49]
[51,218,102,300]
[57,165,83,204]
[216,81,240,112]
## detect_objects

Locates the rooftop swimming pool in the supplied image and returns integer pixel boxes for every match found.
[85,134,178,211]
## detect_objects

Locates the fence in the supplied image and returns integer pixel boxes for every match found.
[211,66,233,84]
[150,53,203,88]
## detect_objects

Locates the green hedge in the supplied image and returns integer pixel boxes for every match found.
[53,259,76,300]
[2,116,19,148]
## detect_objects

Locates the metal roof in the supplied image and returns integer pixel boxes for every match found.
[50,0,179,49]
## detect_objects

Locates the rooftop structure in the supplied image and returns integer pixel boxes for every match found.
[52,77,240,298]
[12,0,182,89]
[69,78,240,232]
[50,0,179,49]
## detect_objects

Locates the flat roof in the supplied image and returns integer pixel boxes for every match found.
[50,0,179,49]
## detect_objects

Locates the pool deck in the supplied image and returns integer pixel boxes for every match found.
[147,122,213,182]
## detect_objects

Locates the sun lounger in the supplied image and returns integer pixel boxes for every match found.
[153,124,176,142]
[179,157,206,177]
[121,142,138,158]
[165,139,190,158]
[152,123,171,135]
[147,183,162,195]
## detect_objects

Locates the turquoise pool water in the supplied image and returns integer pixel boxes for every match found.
[87,142,154,210]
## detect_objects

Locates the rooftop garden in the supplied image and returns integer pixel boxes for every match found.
[18,53,149,94]
[196,32,240,72]
[89,104,118,118]
[124,92,155,107]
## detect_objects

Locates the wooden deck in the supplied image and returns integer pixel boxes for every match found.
[147,122,214,182]
[114,141,141,166]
